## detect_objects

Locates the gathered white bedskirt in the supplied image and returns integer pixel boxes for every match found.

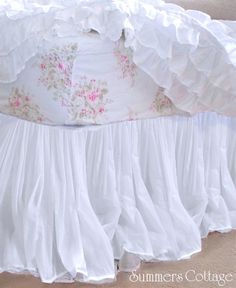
[0,112,236,283]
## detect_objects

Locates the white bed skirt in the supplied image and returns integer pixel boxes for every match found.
[0,112,236,283]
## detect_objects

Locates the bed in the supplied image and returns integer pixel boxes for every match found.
[0,0,236,284]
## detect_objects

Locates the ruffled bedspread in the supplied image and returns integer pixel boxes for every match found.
[0,0,236,125]
[0,0,236,284]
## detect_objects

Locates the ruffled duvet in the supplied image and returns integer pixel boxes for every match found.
[0,0,236,124]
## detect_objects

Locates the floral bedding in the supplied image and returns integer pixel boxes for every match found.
[0,32,183,125]
[0,0,236,125]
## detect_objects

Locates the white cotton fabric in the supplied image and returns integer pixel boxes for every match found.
[0,112,235,283]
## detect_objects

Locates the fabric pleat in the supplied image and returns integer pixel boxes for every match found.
[0,112,235,283]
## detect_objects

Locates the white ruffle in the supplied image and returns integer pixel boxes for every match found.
[0,0,130,83]
[0,7,57,83]
[0,112,235,283]
[129,4,236,116]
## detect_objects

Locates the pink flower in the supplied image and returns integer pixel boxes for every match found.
[88,91,99,102]
[40,63,46,70]
[58,62,65,70]
[99,107,105,113]
[121,55,128,62]
[11,98,20,107]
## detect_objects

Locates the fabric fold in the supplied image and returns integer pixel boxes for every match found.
[129,3,236,116]
[0,112,235,283]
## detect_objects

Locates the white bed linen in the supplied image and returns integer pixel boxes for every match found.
[0,112,236,283]
[0,0,236,284]
[0,0,236,125]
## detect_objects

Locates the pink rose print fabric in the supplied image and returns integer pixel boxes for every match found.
[2,87,48,123]
[114,43,137,86]
[38,43,78,102]
[150,88,175,115]
[67,76,111,123]
[0,34,183,125]
[38,43,111,123]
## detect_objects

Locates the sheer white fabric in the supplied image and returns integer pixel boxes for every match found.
[0,112,235,283]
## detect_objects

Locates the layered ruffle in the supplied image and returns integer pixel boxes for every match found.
[130,3,236,116]
[0,0,129,83]
[0,112,235,283]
